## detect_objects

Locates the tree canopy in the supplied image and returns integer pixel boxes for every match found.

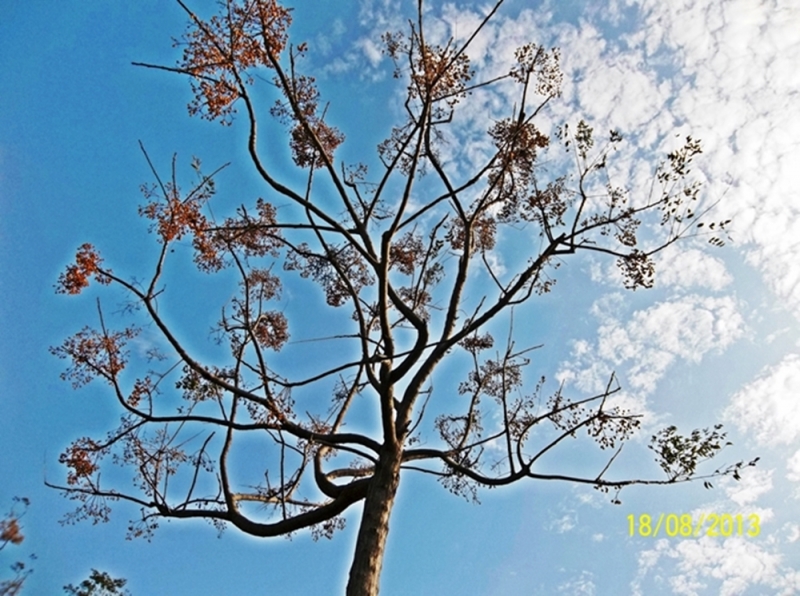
[49,1,753,594]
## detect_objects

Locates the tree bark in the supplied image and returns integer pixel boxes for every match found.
[345,445,402,596]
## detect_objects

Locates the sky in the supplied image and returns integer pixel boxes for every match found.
[1,0,799,594]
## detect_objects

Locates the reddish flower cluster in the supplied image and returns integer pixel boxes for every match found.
[177,0,292,123]
[271,74,345,169]
[412,44,473,108]
[389,232,424,275]
[217,199,284,262]
[458,332,494,354]
[139,190,207,244]
[383,30,474,110]
[446,214,497,253]
[139,171,284,272]
[50,326,139,388]
[245,267,282,301]
[177,0,344,163]
[510,43,563,97]
[287,119,345,169]
[0,516,23,546]
[285,244,374,307]
[56,244,111,295]
[395,286,432,321]
[490,119,549,175]
[59,438,101,486]
[127,376,154,409]
[252,312,289,350]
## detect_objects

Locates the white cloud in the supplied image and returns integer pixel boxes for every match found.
[559,294,744,395]
[765,327,792,344]
[786,449,800,483]
[345,4,800,591]
[787,523,800,543]
[626,0,800,320]
[356,37,382,67]
[723,353,800,447]
[356,0,800,323]
[724,468,773,506]
[549,512,576,534]
[654,246,732,291]
[557,570,596,595]
[632,536,799,596]
[482,250,506,278]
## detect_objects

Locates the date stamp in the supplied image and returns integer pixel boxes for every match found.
[628,513,760,538]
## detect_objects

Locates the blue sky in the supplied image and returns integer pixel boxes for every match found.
[1,1,800,594]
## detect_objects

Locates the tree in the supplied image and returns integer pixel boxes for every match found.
[48,1,755,594]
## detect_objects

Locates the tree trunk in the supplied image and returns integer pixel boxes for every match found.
[345,446,402,596]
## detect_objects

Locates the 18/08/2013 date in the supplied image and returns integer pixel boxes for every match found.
[628,513,760,538]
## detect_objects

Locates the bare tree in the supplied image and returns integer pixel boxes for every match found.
[49,1,754,594]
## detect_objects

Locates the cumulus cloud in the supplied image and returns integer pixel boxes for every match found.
[654,246,732,291]
[356,37,382,67]
[724,468,773,506]
[723,353,800,447]
[787,449,800,483]
[356,0,800,321]
[626,0,800,319]
[559,294,745,395]
[787,524,800,543]
[632,536,800,596]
